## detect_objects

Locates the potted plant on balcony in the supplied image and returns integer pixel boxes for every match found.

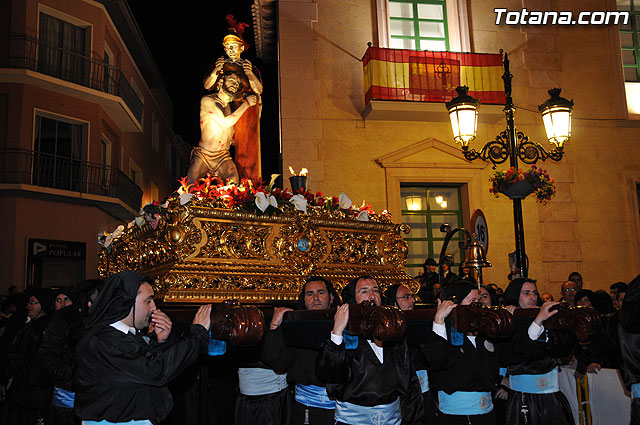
[489,165,555,204]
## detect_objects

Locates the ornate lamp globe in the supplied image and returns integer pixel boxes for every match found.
[538,88,574,148]
[446,86,479,147]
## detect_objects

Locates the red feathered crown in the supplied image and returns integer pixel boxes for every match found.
[223,14,250,51]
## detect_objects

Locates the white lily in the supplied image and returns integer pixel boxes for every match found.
[290,194,308,213]
[255,192,269,212]
[338,192,352,209]
[357,210,369,221]
[267,174,281,191]
[268,195,278,209]
[102,225,125,248]
[179,193,194,205]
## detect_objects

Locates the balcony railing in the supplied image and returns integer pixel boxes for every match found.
[0,35,143,122]
[363,46,507,106]
[0,149,143,212]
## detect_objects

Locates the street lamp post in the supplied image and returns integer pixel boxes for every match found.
[445,50,574,278]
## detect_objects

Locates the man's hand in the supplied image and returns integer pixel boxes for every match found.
[505,305,516,315]
[534,301,560,326]
[586,363,602,373]
[245,95,257,107]
[149,310,172,343]
[193,304,212,331]
[0,384,6,402]
[332,304,349,336]
[434,299,456,325]
[495,387,509,400]
[270,307,293,330]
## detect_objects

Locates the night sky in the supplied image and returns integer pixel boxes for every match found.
[126,1,280,180]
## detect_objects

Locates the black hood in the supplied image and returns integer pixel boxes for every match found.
[503,278,540,307]
[85,271,143,331]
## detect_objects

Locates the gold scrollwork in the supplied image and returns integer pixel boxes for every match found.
[325,231,382,265]
[199,221,271,259]
[272,214,328,276]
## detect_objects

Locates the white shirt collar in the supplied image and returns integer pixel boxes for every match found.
[110,320,137,335]
[367,339,384,363]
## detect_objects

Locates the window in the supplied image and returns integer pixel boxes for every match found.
[100,136,111,186]
[129,159,143,188]
[152,113,159,154]
[401,185,464,276]
[637,182,640,218]
[619,0,640,81]
[38,13,89,85]
[103,43,117,95]
[164,137,171,169]
[389,0,449,51]
[151,182,159,202]
[33,113,87,191]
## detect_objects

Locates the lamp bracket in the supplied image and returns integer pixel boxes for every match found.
[516,132,564,163]
[462,130,565,168]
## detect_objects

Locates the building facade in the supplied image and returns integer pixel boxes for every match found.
[274,0,640,298]
[0,0,190,291]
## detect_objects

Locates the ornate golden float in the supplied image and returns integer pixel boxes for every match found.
[98,185,415,304]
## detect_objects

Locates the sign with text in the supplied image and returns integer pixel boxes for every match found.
[28,238,86,259]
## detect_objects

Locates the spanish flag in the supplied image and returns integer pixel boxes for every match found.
[363,47,506,105]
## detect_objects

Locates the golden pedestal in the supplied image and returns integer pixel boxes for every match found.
[98,197,415,303]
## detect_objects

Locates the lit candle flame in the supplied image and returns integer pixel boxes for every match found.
[300,168,309,176]
[288,165,296,176]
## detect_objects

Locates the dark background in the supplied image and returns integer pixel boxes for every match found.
[126,1,281,182]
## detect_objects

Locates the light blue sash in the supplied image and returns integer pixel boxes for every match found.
[83,421,152,425]
[510,367,559,394]
[416,369,429,393]
[438,391,493,415]
[632,383,640,399]
[295,384,335,409]
[334,398,401,425]
[52,386,75,408]
[499,367,507,377]
[238,368,288,396]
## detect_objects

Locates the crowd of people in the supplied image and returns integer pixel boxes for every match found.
[0,263,637,425]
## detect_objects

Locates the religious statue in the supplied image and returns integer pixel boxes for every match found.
[187,16,263,184]
[186,72,257,184]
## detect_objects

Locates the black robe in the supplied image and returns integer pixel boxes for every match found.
[408,344,437,425]
[504,329,576,425]
[424,327,538,425]
[619,323,640,425]
[262,327,333,425]
[262,327,325,386]
[37,306,84,391]
[74,324,208,424]
[316,336,424,424]
[7,314,52,409]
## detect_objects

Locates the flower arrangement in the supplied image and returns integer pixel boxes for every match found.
[489,165,555,204]
[98,174,388,249]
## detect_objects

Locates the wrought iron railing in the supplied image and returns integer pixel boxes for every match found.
[0,35,143,122]
[363,46,507,105]
[0,149,143,212]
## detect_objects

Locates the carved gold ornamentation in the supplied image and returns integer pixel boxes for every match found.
[272,214,328,276]
[98,200,414,303]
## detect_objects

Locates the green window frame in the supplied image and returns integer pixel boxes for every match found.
[401,185,464,277]
[389,0,449,51]
[619,0,640,81]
